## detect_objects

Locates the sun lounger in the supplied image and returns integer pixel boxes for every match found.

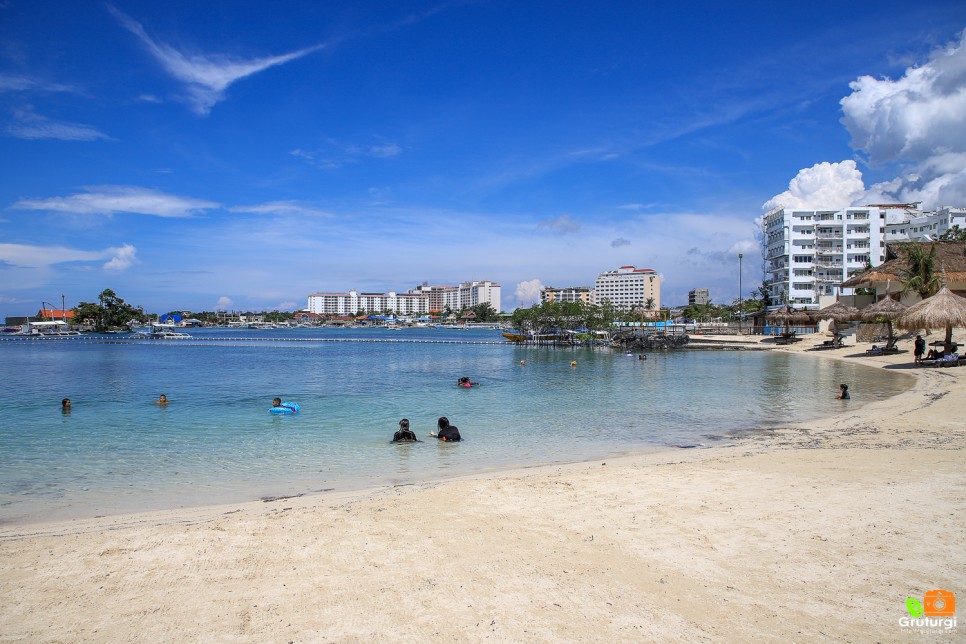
[808,335,844,351]
[866,340,900,356]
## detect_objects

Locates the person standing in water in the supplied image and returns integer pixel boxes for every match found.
[392,419,419,442]
[429,416,461,442]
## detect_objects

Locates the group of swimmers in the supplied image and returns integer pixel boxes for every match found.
[391,417,462,443]
[61,393,168,413]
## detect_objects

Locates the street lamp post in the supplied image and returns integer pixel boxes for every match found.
[738,253,743,334]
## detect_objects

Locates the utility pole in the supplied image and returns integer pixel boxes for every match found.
[738,253,743,334]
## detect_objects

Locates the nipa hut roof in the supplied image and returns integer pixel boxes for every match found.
[841,240,966,288]
[896,286,966,331]
[860,296,907,322]
[810,301,859,322]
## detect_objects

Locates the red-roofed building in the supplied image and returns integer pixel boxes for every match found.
[36,309,75,321]
[594,266,661,310]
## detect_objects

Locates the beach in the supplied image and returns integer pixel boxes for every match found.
[1,336,963,642]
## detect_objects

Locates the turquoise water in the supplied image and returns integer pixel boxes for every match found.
[0,327,911,524]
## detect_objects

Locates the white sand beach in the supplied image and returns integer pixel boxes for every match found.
[1,335,964,642]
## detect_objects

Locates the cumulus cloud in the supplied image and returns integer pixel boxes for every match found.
[840,30,966,207]
[538,214,580,234]
[514,279,544,308]
[12,185,218,217]
[108,5,324,115]
[610,237,631,248]
[763,160,866,211]
[103,244,138,271]
[768,30,966,211]
[214,296,234,312]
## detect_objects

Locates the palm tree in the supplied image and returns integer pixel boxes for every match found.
[900,243,942,300]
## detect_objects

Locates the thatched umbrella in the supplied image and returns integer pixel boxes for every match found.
[766,305,812,335]
[810,301,860,336]
[896,286,966,349]
[860,297,907,346]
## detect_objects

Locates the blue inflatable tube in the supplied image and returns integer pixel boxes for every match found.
[269,402,300,414]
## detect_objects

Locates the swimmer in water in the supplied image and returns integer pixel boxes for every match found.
[392,418,419,443]
[154,394,169,406]
[61,398,71,414]
[429,416,461,442]
[272,397,298,412]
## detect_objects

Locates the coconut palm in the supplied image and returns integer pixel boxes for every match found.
[900,243,942,300]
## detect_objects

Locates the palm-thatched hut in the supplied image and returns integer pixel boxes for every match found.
[896,286,966,350]
[860,297,907,346]
[810,301,860,337]
[766,305,812,335]
[841,241,966,302]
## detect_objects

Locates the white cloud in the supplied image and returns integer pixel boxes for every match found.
[0,242,105,267]
[109,5,324,115]
[514,279,544,308]
[538,214,581,233]
[103,244,138,271]
[0,73,77,94]
[230,201,333,218]
[762,160,866,211]
[5,106,110,141]
[214,296,234,312]
[769,30,966,212]
[12,185,219,217]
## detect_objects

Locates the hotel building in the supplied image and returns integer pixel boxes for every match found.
[761,204,966,309]
[540,286,593,304]
[593,266,661,310]
[307,280,501,316]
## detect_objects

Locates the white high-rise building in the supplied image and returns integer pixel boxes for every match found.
[308,280,501,316]
[761,204,966,308]
[593,266,660,310]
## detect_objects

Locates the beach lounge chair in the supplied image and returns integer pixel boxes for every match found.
[865,338,900,356]
[809,334,844,351]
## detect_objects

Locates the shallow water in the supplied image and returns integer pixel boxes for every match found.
[0,327,912,523]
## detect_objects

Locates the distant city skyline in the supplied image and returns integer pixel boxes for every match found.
[2,2,965,319]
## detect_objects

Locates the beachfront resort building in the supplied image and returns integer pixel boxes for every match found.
[307,280,501,316]
[540,286,593,304]
[761,204,966,309]
[688,288,710,306]
[593,266,661,310]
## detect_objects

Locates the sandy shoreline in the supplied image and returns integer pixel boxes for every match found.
[1,334,964,641]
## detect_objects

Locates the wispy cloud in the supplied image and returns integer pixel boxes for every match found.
[230,200,334,218]
[12,185,219,217]
[108,5,325,115]
[0,242,132,270]
[0,73,78,94]
[291,139,403,170]
[610,237,631,248]
[5,107,110,141]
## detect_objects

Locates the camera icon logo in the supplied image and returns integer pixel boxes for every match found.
[923,589,955,617]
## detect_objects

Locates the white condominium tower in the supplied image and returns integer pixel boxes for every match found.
[593,266,660,310]
[761,204,966,308]
[307,280,501,316]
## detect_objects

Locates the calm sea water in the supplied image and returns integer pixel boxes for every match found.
[0,327,912,524]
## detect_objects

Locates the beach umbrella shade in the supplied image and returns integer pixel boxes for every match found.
[766,305,811,334]
[860,297,907,345]
[896,286,966,349]
[810,301,859,335]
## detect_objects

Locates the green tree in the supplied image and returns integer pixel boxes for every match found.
[900,243,942,299]
[470,302,498,322]
[73,289,145,331]
[938,225,966,242]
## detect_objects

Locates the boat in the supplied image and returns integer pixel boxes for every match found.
[502,332,527,342]
[147,324,192,339]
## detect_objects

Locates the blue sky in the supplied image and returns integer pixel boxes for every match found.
[2,1,966,318]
